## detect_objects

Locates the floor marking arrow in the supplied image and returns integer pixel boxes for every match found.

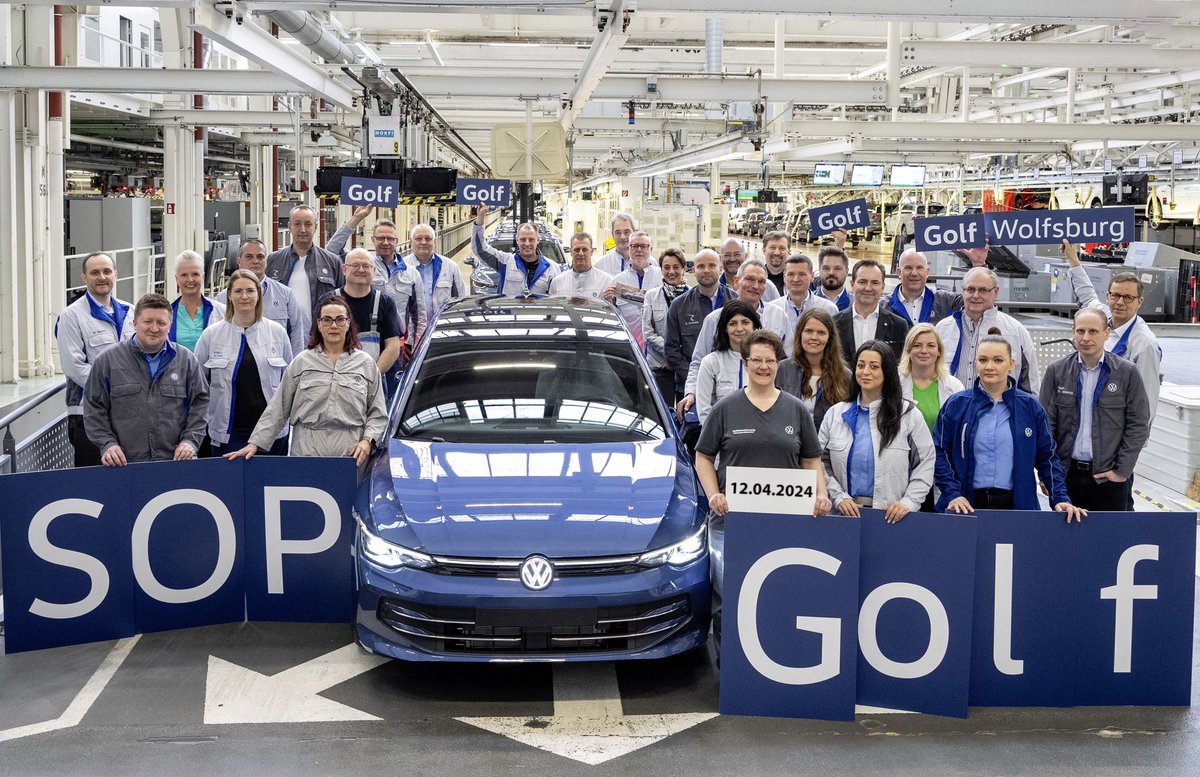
[204,644,389,724]
[0,634,140,743]
[456,661,717,765]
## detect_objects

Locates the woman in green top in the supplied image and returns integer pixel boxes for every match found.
[899,323,964,511]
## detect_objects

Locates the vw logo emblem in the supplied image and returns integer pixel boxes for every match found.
[519,555,554,591]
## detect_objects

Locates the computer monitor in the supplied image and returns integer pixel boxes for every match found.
[813,163,846,186]
[850,164,885,187]
[889,164,927,187]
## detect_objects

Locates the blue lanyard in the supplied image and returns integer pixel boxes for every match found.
[1111,316,1135,356]
[706,286,726,313]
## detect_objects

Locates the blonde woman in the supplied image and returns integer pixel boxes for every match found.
[899,322,964,434]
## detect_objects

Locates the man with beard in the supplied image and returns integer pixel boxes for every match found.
[813,245,852,310]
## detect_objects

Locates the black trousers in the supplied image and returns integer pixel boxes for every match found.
[67,414,101,468]
[972,487,1014,509]
[652,368,677,407]
[1065,461,1132,511]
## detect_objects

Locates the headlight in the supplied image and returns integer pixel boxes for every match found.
[636,525,707,568]
[357,522,435,570]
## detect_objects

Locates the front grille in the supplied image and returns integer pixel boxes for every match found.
[378,595,693,655]
[429,553,643,579]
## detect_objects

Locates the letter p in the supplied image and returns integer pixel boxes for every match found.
[263,487,344,594]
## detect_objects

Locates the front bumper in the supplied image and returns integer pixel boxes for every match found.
[355,552,711,663]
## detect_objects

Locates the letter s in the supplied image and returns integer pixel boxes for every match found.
[736,547,842,685]
[28,499,111,619]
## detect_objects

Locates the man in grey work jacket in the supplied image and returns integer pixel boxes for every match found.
[471,204,559,295]
[266,204,344,322]
[1038,307,1151,511]
[56,251,135,466]
[84,293,209,466]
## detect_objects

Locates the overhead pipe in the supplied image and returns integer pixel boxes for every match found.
[262,10,355,63]
[704,18,722,75]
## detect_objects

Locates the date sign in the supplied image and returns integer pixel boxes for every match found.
[725,466,817,516]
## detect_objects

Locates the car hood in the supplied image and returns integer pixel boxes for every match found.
[367,438,698,558]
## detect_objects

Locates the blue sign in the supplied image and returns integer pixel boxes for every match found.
[968,511,1082,707]
[720,513,862,720]
[808,198,871,238]
[913,214,987,252]
[721,509,1195,719]
[913,207,1137,251]
[456,177,512,207]
[856,509,977,718]
[0,457,358,654]
[340,176,400,207]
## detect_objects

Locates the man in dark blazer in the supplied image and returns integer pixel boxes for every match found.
[835,259,911,365]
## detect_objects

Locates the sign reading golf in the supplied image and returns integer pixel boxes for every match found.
[807,198,871,238]
[339,176,400,208]
[456,177,512,207]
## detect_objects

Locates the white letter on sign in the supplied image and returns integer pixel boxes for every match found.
[263,486,343,594]
[131,490,237,604]
[858,582,949,679]
[993,543,1024,675]
[737,547,842,685]
[28,499,110,619]
[1099,544,1159,673]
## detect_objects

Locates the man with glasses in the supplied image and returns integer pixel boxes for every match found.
[327,206,426,346]
[605,231,662,348]
[1061,241,1162,415]
[339,247,404,397]
[935,266,1039,392]
[595,213,637,275]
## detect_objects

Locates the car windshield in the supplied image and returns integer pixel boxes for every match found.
[397,337,668,444]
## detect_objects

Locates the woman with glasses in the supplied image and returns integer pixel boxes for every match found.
[225,292,388,476]
[933,330,1084,522]
[695,301,760,425]
[642,247,690,404]
[696,329,831,652]
[776,308,851,429]
[194,270,293,456]
[820,341,935,523]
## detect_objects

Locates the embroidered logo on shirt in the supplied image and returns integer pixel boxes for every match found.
[170,373,178,380]
[1107,382,1118,392]
[784,425,795,435]
[1025,427,1033,437]
[731,429,756,435]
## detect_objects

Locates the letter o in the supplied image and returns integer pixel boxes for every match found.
[131,490,237,604]
[858,582,950,679]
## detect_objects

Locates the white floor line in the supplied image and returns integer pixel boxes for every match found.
[0,634,140,743]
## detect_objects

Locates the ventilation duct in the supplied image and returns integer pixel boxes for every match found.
[263,10,355,64]
[705,18,723,75]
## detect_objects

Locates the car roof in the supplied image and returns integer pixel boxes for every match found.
[430,296,630,342]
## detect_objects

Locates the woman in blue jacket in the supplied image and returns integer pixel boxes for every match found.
[933,332,1085,522]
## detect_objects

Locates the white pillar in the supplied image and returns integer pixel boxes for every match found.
[249,144,275,244]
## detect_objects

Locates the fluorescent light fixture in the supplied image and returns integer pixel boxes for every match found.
[627,134,752,178]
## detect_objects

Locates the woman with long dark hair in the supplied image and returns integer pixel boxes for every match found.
[225,292,388,475]
[695,300,761,424]
[819,340,935,523]
[776,308,851,429]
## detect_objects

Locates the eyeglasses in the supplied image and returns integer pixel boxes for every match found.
[963,286,997,295]
[720,252,744,260]
[746,357,778,367]
[318,316,350,326]
[1107,291,1140,304]
[345,263,374,271]
[630,243,652,250]
[373,236,399,243]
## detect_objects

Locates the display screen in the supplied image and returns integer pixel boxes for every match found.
[737,189,758,200]
[889,164,927,187]
[812,163,846,186]
[849,164,885,187]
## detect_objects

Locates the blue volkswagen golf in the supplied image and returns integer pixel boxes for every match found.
[354,296,711,661]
